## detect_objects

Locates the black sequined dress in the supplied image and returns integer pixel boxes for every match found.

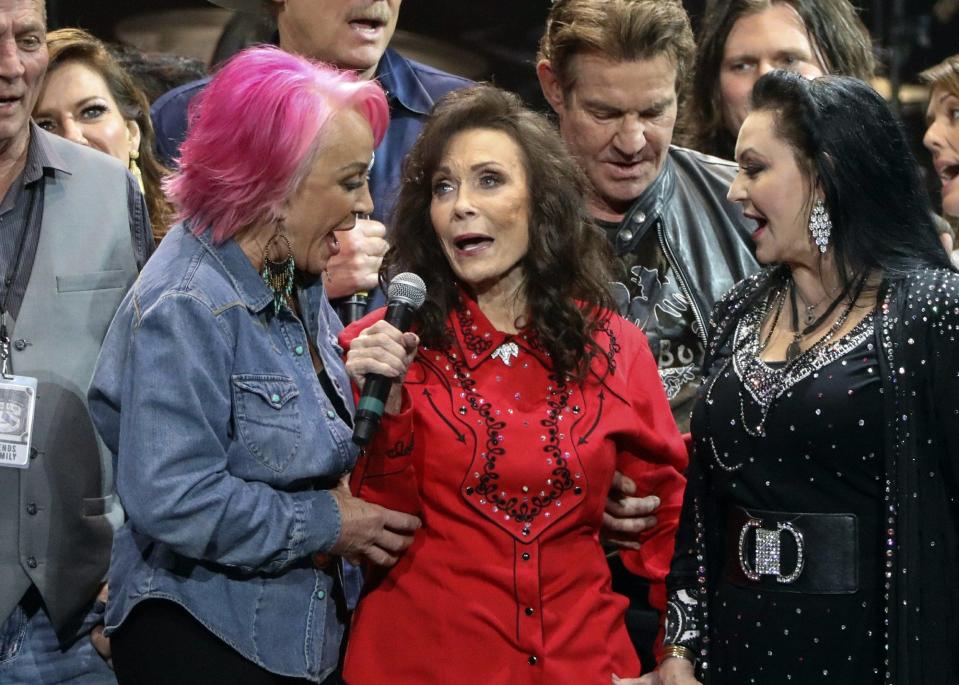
[667,268,959,685]
[685,304,884,683]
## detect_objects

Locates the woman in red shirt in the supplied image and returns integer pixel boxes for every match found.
[341,85,687,684]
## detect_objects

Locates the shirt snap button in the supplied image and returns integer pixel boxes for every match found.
[26,556,37,568]
[294,345,304,356]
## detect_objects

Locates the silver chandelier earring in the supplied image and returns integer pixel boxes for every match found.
[809,199,832,254]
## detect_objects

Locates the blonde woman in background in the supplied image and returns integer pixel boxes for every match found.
[34,28,171,243]
[923,54,959,263]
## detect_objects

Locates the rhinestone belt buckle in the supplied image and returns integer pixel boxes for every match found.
[737,517,805,584]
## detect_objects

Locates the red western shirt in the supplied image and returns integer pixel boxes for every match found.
[341,294,687,684]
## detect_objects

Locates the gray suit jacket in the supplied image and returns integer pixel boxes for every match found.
[0,129,138,638]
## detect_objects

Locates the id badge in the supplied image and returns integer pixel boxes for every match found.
[0,375,37,469]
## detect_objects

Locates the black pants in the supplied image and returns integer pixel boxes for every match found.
[112,598,338,685]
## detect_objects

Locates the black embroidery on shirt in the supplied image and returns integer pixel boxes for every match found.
[447,350,573,529]
[525,328,548,355]
[599,320,621,375]
[455,304,494,356]
[385,436,414,458]
[422,388,466,443]
[577,390,605,445]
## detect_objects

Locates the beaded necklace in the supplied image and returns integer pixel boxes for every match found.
[785,279,855,362]
[702,274,872,471]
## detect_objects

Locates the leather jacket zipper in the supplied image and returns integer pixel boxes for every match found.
[657,220,708,345]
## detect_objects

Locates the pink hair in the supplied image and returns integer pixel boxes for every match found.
[164,46,389,244]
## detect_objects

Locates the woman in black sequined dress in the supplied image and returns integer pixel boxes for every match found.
[656,71,959,685]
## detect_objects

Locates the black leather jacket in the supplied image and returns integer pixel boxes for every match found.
[609,146,758,346]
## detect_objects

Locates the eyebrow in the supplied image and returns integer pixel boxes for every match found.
[57,95,108,112]
[433,161,504,176]
[33,96,101,118]
[582,96,674,113]
[926,91,959,121]
[937,91,959,106]
[726,46,809,59]
[16,21,44,35]
[735,147,761,162]
[337,161,369,174]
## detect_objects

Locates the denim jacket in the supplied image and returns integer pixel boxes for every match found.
[88,223,359,682]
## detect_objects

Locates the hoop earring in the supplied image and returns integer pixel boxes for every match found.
[128,149,144,194]
[809,199,832,254]
[262,222,295,314]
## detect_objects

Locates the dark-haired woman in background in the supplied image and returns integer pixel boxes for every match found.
[34,28,172,243]
[686,0,874,160]
[340,85,688,683]
[658,71,959,684]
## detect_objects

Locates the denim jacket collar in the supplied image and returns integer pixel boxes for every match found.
[376,48,435,115]
[192,226,280,314]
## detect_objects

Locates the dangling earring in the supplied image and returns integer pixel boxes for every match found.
[128,149,145,194]
[262,221,295,315]
[809,199,832,254]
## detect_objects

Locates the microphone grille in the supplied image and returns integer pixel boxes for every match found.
[387,272,427,309]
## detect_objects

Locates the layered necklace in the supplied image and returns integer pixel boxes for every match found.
[784,278,858,362]
[701,273,871,470]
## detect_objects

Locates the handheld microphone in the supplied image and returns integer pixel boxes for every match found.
[352,272,427,446]
[342,290,369,324]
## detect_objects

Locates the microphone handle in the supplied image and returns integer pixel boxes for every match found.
[342,291,369,324]
[352,300,417,446]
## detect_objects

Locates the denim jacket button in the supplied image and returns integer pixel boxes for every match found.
[271,393,281,404]
[326,410,336,420]
[294,345,304,356]
[315,590,326,600]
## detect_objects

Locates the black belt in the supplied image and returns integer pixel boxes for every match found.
[724,506,859,594]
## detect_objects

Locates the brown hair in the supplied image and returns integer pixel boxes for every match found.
[43,28,172,242]
[387,85,615,382]
[687,0,875,159]
[921,54,959,99]
[538,0,695,99]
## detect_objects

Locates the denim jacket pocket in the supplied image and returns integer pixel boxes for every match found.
[232,374,302,472]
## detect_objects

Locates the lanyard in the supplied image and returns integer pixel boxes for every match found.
[0,185,36,378]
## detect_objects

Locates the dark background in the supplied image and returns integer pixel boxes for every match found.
[42,0,958,210]
[43,0,958,97]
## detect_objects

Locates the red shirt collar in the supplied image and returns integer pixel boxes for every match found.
[446,292,551,371]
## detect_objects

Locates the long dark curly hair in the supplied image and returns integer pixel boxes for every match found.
[385,85,615,382]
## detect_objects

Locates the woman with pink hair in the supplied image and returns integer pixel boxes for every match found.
[87,46,419,684]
